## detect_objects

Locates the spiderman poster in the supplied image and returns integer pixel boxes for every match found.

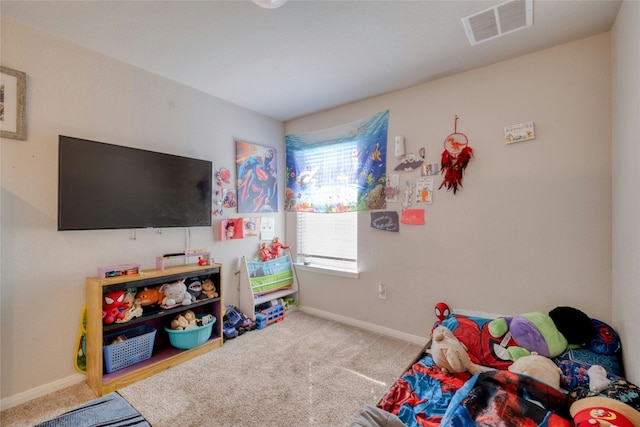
[235,140,278,213]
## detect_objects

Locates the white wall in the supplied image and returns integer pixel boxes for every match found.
[611,0,640,385]
[0,18,285,403]
[286,33,613,354]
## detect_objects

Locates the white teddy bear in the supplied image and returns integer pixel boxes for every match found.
[160,279,193,308]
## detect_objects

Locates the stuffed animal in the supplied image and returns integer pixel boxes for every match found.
[187,281,203,300]
[115,291,143,323]
[488,311,568,360]
[102,290,131,324]
[170,310,210,330]
[170,313,190,330]
[548,306,596,346]
[201,279,218,299]
[588,365,610,393]
[160,279,193,308]
[429,324,481,375]
[200,314,214,325]
[135,286,164,307]
[508,352,562,390]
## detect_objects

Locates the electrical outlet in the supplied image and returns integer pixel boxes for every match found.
[378,284,387,300]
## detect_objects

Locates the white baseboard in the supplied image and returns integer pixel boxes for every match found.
[298,306,426,346]
[1,373,86,411]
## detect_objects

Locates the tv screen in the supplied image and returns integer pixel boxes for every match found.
[58,135,212,230]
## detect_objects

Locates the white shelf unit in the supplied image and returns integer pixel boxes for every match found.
[239,251,299,319]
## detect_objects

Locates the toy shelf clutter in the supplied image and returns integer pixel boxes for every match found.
[239,251,298,319]
[85,263,223,397]
[155,251,210,271]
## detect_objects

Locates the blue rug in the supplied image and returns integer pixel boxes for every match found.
[35,392,150,427]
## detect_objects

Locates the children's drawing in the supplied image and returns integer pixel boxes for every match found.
[243,217,260,236]
[415,178,434,204]
[385,173,399,203]
[222,188,237,208]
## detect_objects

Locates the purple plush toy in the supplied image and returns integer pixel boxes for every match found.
[488,311,568,361]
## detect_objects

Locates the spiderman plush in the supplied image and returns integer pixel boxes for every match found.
[102,290,130,324]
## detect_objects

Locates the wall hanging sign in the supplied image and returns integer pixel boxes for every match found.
[394,153,423,172]
[439,115,474,194]
[0,66,27,140]
[504,121,535,144]
[370,211,399,232]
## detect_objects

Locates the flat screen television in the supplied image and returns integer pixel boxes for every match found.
[58,135,212,230]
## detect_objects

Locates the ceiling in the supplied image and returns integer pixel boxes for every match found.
[1,0,622,122]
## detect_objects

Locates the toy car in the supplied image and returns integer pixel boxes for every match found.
[223,324,238,340]
[223,305,254,338]
[239,314,256,332]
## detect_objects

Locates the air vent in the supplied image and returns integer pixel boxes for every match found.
[462,0,533,45]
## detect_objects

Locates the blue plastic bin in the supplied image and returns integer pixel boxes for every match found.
[103,325,156,373]
[165,315,216,350]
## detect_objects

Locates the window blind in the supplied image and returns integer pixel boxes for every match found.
[296,211,357,271]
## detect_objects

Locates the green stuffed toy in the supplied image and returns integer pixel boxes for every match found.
[488,311,568,361]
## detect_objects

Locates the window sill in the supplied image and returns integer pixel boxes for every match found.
[293,263,359,279]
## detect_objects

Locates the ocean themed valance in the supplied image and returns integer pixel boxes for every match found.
[285,111,388,213]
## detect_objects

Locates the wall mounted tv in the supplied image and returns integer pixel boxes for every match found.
[58,135,212,231]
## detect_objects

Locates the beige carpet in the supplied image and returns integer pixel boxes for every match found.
[1,311,423,427]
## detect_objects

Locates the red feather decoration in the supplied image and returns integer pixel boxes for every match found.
[439,146,473,194]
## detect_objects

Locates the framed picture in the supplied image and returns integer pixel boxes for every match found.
[235,140,278,213]
[0,66,27,140]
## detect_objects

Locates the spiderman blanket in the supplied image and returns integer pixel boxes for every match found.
[441,371,575,426]
[378,356,574,427]
[378,355,471,426]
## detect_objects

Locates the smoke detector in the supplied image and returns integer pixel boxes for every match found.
[462,0,533,45]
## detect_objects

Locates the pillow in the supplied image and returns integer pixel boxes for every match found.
[554,348,624,378]
[588,318,621,355]
[548,306,596,345]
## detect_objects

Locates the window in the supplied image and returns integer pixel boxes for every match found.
[296,211,357,273]
[286,111,389,276]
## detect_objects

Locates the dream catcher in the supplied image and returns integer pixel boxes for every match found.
[439,115,473,194]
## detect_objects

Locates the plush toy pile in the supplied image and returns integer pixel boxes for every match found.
[377,303,639,427]
[169,309,214,331]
